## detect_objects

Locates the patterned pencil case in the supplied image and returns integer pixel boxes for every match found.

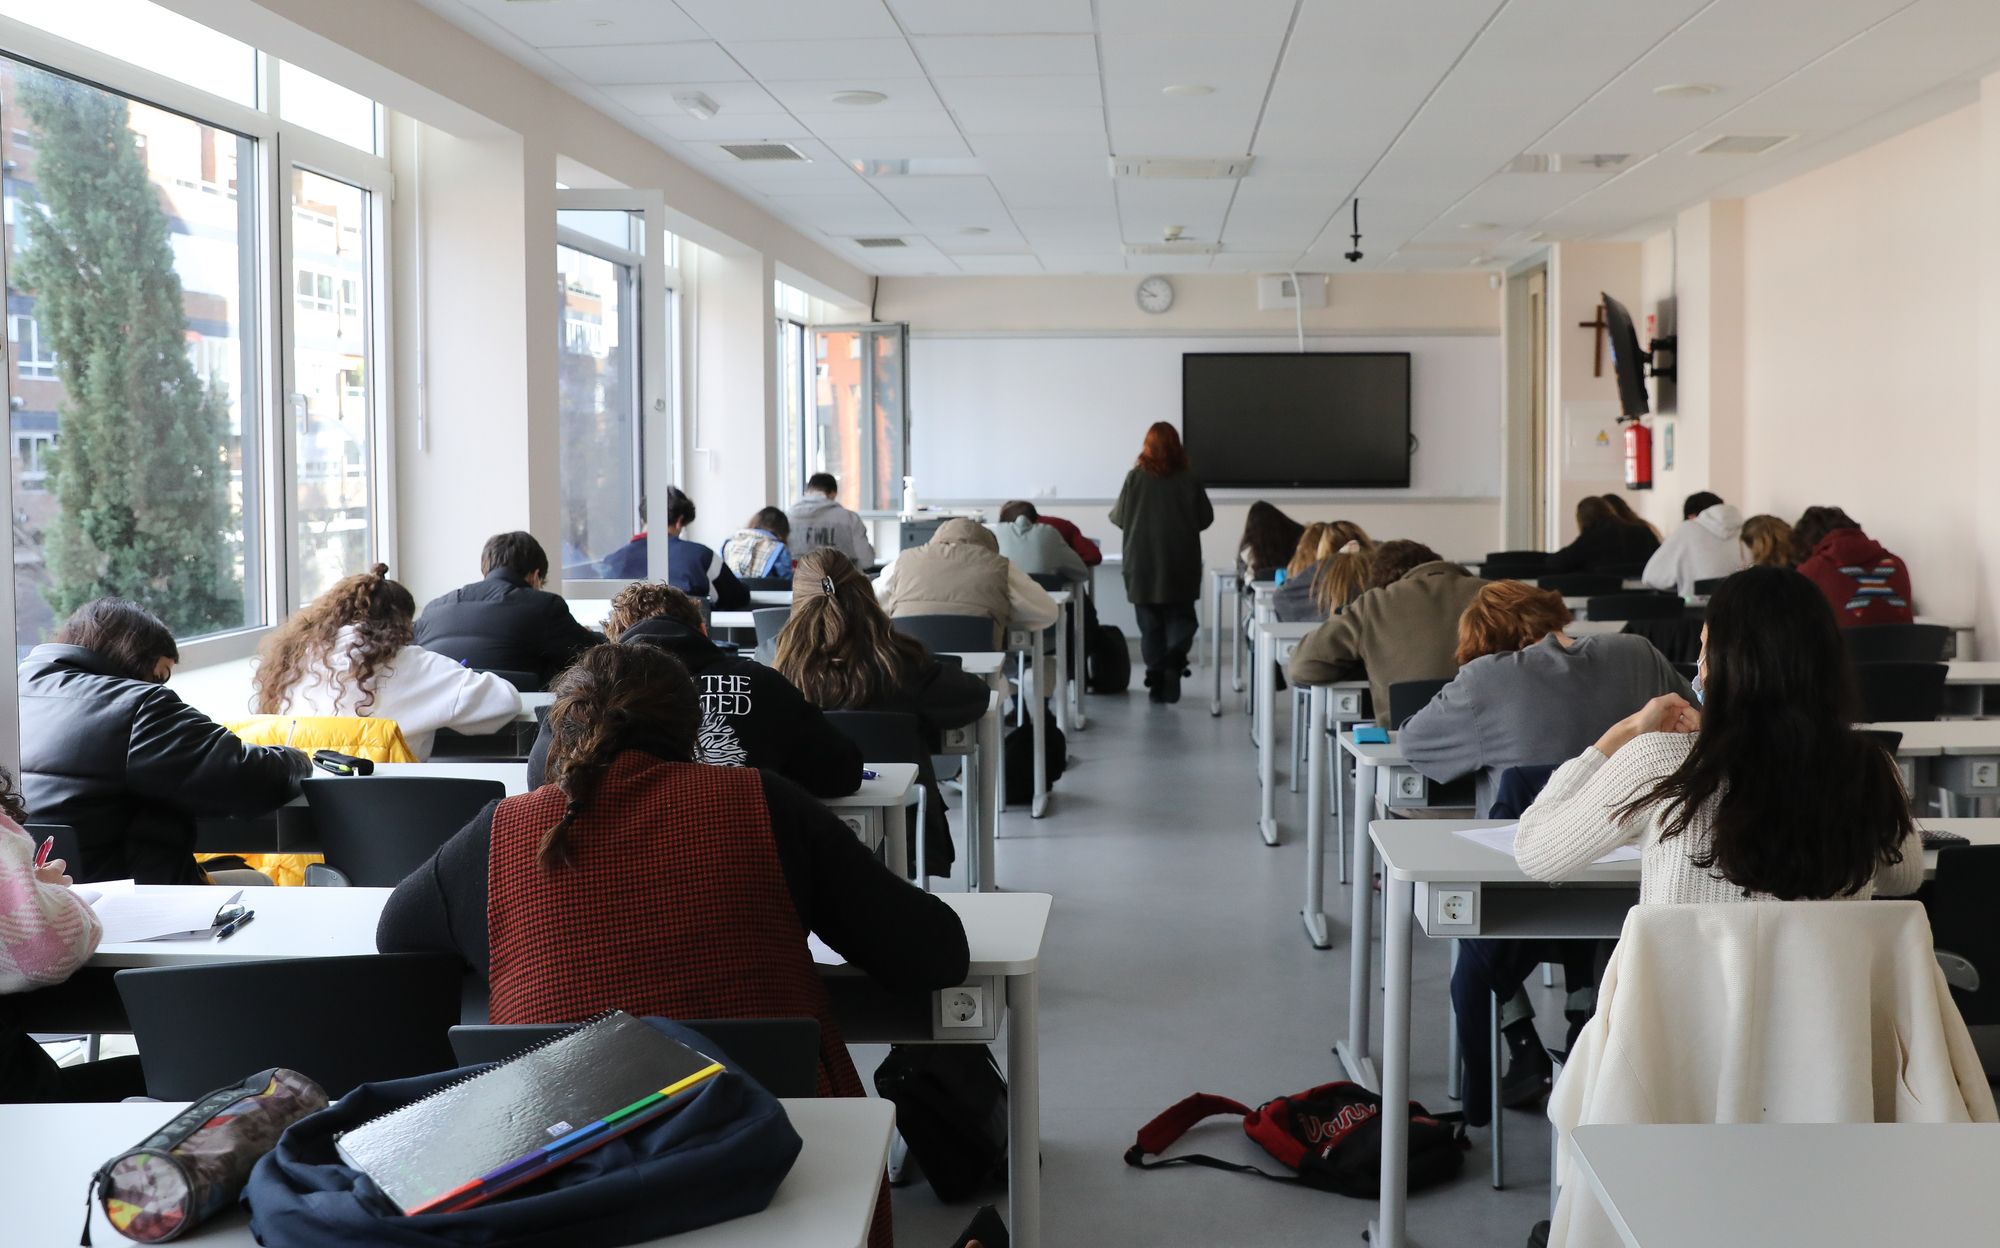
[85,1067,328,1244]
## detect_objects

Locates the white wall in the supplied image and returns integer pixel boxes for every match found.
[1547,242,1643,535]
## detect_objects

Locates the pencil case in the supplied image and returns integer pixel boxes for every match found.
[85,1067,327,1244]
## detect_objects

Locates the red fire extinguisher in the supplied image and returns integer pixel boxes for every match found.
[1622,417,1652,490]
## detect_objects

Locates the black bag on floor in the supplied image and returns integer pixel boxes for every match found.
[1003,709,1066,806]
[1087,623,1131,694]
[873,1045,1008,1202]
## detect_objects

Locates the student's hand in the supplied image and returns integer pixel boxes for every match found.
[1593,694,1700,758]
[34,859,72,887]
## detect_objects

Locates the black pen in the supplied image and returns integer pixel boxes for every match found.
[215,910,255,941]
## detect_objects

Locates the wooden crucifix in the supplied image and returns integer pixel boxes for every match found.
[1578,302,1610,377]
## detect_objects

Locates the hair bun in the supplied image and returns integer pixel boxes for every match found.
[370,563,390,579]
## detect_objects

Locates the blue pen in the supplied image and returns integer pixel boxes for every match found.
[214,910,255,940]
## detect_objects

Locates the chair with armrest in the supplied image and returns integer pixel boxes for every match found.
[751,607,792,646]
[1929,844,2000,1078]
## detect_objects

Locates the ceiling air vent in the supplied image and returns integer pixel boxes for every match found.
[720,142,809,162]
[853,237,907,249]
[1504,153,1631,174]
[1110,156,1254,179]
[1694,134,1794,156]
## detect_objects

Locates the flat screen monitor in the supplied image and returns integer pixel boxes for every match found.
[1602,292,1650,417]
[1180,352,1411,488]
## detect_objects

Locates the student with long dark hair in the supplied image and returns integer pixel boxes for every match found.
[1235,501,1304,581]
[1518,566,1920,901]
[1544,495,1661,574]
[1111,421,1214,702]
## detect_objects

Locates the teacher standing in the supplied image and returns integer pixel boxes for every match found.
[1110,421,1214,704]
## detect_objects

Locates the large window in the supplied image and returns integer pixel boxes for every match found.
[808,323,908,513]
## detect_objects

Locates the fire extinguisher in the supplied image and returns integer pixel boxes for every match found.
[1622,417,1653,490]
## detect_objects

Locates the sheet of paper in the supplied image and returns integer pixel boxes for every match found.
[90,891,227,943]
[807,934,847,967]
[1454,823,1640,865]
[71,879,135,908]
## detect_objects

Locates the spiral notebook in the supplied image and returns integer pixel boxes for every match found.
[334,1010,724,1215]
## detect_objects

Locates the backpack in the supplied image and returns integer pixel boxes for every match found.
[1124,1081,1466,1198]
[1087,623,1131,694]
[873,1045,1008,1202]
[1003,708,1067,806]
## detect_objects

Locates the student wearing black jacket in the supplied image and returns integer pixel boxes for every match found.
[525,584,862,798]
[18,599,308,884]
[774,549,990,878]
[413,532,603,687]
[1544,495,1662,575]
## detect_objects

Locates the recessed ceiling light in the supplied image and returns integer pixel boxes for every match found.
[1457,221,1501,231]
[1161,84,1214,97]
[829,90,888,107]
[1654,83,1720,99]
[959,226,990,235]
[672,91,720,121]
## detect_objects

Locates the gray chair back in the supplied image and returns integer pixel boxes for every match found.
[302,776,507,886]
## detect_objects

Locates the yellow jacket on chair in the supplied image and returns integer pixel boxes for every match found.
[197,716,419,886]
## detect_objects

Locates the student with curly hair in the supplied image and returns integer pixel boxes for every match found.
[252,565,520,758]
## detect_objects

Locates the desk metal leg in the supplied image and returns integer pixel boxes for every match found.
[1335,757,1379,1088]
[1370,872,1416,1248]
[1007,969,1041,1248]
[976,693,1001,892]
[1289,687,1304,793]
[1210,576,1225,716]
[1231,598,1245,695]
[1334,732,1350,886]
[1071,589,1088,731]
[1052,610,1071,735]
[962,744,980,893]
[1031,634,1051,819]
[1256,626,1279,845]
[1303,687,1331,948]
[882,809,909,880]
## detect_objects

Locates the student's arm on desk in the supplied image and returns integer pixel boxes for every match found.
[1397,673,1481,784]
[542,595,605,678]
[1515,743,1667,881]
[376,800,497,975]
[915,660,989,733]
[765,773,969,990]
[1006,566,1060,631]
[128,689,308,816]
[1286,611,1363,685]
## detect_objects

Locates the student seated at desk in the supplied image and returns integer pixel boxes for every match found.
[1000,499,1100,569]
[525,582,860,798]
[1287,541,1488,724]
[412,531,603,688]
[1398,581,1693,1122]
[1519,566,1922,902]
[720,507,795,582]
[875,517,1059,649]
[1545,495,1661,575]
[252,565,520,760]
[778,550,990,880]
[20,599,308,885]
[650,486,750,609]
[376,643,966,1248]
[1234,500,1304,583]
[996,500,1090,586]
[788,472,875,568]
[1273,521,1373,623]
[1740,513,1797,569]
[1792,505,1914,627]
[1641,491,1745,596]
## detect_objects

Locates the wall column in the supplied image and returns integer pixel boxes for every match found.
[685,248,777,547]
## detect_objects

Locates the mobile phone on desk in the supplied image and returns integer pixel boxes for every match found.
[312,749,374,777]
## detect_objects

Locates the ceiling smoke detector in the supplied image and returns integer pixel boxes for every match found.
[720,142,810,162]
[1694,134,1794,155]
[829,90,888,107]
[1110,155,1254,179]
[673,91,720,121]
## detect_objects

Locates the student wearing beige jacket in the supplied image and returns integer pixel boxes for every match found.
[1286,541,1487,724]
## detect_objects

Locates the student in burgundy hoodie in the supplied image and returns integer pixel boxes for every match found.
[1793,506,1914,627]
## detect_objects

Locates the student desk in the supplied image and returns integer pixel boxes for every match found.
[83,889,1054,1248]
[1055,584,1090,731]
[748,588,793,607]
[1250,618,1318,846]
[1864,719,2000,810]
[944,653,1006,892]
[1292,679,1371,947]
[1944,661,2000,718]
[1360,816,2000,1248]
[2,1097,894,1248]
[1567,1124,2000,1248]
[1004,615,1060,819]
[1207,566,1240,715]
[711,610,757,631]
[567,597,613,629]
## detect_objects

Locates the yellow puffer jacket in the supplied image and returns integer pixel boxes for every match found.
[196,716,419,886]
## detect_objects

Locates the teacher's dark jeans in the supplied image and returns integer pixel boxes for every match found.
[1134,603,1198,673]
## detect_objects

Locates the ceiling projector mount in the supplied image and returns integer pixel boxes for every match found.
[1344,199,1364,264]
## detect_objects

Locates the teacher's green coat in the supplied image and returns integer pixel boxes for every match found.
[1109,467,1214,605]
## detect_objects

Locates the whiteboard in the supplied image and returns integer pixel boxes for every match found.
[908,333,1501,501]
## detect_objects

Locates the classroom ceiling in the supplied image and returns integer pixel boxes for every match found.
[421,0,2000,276]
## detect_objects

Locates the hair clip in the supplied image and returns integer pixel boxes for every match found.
[1338,540,1362,555]
[821,575,837,596]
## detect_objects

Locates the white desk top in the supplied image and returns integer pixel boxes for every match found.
[1569,1124,2000,1248]
[713,610,756,630]
[0,1097,891,1248]
[1371,817,2000,885]
[1338,729,1404,765]
[567,598,613,628]
[287,762,910,818]
[749,589,793,607]
[1945,661,2000,684]
[1249,618,1318,640]
[946,651,1006,677]
[519,691,554,714]
[1047,589,1072,606]
[827,762,918,809]
[1861,719,2000,756]
[89,886,1050,976]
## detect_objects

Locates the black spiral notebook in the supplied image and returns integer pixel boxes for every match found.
[334,1011,724,1215]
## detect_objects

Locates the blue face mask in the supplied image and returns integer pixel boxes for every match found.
[1692,672,1704,705]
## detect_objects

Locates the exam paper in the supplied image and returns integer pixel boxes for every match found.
[90,890,230,943]
[807,934,847,967]
[1454,823,1640,865]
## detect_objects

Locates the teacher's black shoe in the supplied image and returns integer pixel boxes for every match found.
[1162,667,1183,703]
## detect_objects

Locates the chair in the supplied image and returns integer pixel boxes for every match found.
[25,823,83,880]
[1852,662,1947,723]
[1536,573,1620,597]
[1584,593,1684,622]
[1672,662,1698,684]
[1388,679,1450,729]
[1027,572,1069,594]
[449,1019,821,1098]
[116,954,462,1099]
[738,576,792,592]
[1929,845,2000,1070]
[1845,623,1952,664]
[301,776,507,886]
[476,668,543,693]
[1622,616,1705,664]
[893,613,998,654]
[1481,551,1550,580]
[1690,577,1728,597]
[823,710,932,885]
[751,606,792,646]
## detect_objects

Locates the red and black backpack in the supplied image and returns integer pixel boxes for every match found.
[1124,1081,1467,1197]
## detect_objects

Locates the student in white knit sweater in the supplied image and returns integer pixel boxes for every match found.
[1519,566,1922,903]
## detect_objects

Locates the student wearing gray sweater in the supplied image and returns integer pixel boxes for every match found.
[1397,580,1692,1126]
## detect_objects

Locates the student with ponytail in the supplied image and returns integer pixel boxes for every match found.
[252,564,520,758]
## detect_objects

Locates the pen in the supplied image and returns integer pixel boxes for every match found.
[33,836,53,869]
[215,910,255,941]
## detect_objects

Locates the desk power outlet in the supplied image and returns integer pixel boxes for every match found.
[1434,888,1477,928]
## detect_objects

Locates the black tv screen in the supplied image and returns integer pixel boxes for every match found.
[1181,352,1411,488]
[1602,292,1649,418]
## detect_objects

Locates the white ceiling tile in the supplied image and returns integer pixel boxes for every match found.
[948,254,1046,274]
[723,37,924,81]
[886,0,1094,37]
[1109,110,1260,157]
[459,0,709,47]
[911,35,1100,77]
[1034,252,1132,273]
[793,110,963,139]
[1218,198,1328,251]
[764,78,942,112]
[967,132,1110,160]
[642,115,825,142]
[951,104,1106,137]
[934,75,1103,113]
[1097,0,1296,37]
[825,134,976,160]
[541,41,748,84]
[599,81,789,117]
[931,227,1031,254]
[1099,33,1284,83]
[1116,179,1236,242]
[675,0,901,42]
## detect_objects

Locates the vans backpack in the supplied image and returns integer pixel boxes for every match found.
[1124,1081,1466,1198]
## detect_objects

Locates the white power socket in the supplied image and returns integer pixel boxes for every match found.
[1434,888,1477,928]
[1394,771,1426,800]
[1974,761,1999,789]
[939,984,987,1030]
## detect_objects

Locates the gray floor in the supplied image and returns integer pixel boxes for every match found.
[871,671,1563,1248]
